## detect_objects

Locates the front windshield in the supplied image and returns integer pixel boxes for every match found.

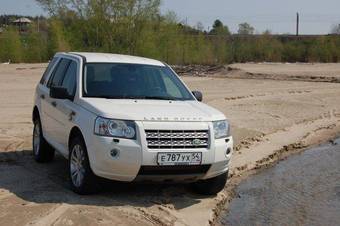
[83,63,195,101]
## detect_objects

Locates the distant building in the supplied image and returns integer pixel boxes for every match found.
[13,17,32,24]
[12,17,32,32]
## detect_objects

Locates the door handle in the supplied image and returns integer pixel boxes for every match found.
[51,101,57,107]
[40,94,45,99]
[69,111,76,121]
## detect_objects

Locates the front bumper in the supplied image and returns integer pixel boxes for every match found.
[86,121,233,182]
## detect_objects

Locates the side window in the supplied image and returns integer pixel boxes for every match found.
[61,61,77,97]
[47,59,71,88]
[40,57,59,85]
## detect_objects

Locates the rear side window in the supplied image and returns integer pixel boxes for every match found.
[40,57,59,85]
[61,61,77,97]
[47,59,71,88]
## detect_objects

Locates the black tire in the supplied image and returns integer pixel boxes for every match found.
[32,118,55,163]
[69,136,100,195]
[192,171,228,195]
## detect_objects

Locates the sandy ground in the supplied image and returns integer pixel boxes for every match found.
[224,63,340,83]
[1,63,340,226]
[231,62,340,77]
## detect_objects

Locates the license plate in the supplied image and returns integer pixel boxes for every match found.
[157,152,202,166]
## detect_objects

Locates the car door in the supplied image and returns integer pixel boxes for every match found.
[38,57,60,139]
[52,60,79,152]
[42,58,72,153]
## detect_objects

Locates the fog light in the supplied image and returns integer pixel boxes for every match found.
[110,149,120,159]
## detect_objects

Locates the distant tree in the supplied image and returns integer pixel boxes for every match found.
[47,19,70,56]
[163,11,178,24]
[330,24,340,34]
[263,29,272,35]
[36,0,162,54]
[0,27,22,62]
[196,22,204,32]
[23,25,48,62]
[238,22,255,35]
[209,19,230,35]
[213,19,223,29]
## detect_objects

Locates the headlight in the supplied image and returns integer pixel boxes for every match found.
[94,117,136,139]
[213,120,230,139]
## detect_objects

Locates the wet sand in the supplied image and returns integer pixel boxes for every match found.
[1,63,340,225]
[218,138,340,226]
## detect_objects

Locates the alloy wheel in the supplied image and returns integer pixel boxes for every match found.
[33,123,40,156]
[70,144,86,187]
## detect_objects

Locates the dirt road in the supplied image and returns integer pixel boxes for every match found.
[1,63,340,226]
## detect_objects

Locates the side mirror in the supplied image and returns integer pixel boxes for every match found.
[50,86,71,100]
[192,91,203,102]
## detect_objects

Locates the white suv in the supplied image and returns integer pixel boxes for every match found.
[32,52,233,195]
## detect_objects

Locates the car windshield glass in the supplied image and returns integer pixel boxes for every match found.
[83,63,194,101]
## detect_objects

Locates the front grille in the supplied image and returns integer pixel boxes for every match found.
[145,130,209,149]
[138,165,211,175]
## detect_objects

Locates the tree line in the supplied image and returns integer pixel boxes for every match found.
[1,0,340,64]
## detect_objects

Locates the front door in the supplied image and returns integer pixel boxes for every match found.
[43,58,78,155]
[52,60,78,152]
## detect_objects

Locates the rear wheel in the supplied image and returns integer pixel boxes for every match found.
[192,171,228,195]
[32,118,55,163]
[69,136,99,195]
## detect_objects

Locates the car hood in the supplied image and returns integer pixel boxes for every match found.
[79,98,226,122]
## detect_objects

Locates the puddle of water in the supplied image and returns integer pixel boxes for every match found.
[219,138,340,226]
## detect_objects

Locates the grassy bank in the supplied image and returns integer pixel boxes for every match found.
[1,0,340,64]
[2,25,340,65]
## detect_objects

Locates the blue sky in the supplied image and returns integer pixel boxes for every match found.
[1,0,340,34]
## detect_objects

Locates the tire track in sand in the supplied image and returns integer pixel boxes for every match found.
[25,204,71,226]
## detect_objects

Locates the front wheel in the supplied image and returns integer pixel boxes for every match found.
[32,118,55,163]
[69,136,99,195]
[192,171,228,195]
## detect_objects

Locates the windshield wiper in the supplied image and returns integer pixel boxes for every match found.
[144,96,177,100]
[86,95,179,100]
[87,95,141,99]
